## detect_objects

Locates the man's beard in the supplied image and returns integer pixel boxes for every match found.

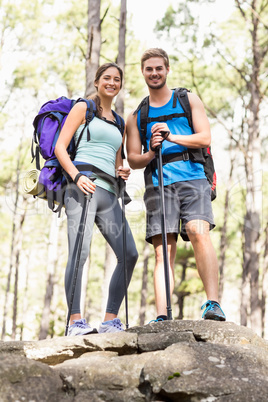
[147,77,167,90]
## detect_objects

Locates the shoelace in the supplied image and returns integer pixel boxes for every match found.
[201,300,224,318]
[112,318,123,329]
[149,318,164,324]
[73,318,90,328]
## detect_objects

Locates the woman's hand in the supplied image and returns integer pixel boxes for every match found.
[76,174,96,195]
[117,166,130,181]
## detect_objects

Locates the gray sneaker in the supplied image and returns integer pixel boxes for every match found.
[98,318,124,333]
[201,300,226,321]
[67,318,98,336]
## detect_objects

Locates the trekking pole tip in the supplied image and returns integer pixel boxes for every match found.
[167,308,173,321]
[64,325,69,336]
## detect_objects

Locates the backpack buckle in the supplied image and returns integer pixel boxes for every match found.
[182,152,189,161]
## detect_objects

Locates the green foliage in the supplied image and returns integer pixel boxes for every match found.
[168,372,181,380]
[174,245,195,265]
[155,5,178,34]
[155,0,267,120]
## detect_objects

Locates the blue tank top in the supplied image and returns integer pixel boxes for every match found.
[137,91,206,187]
[74,117,122,194]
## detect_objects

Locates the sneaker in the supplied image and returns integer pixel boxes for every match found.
[201,300,226,321]
[98,318,124,333]
[149,318,164,324]
[149,314,168,324]
[67,318,98,336]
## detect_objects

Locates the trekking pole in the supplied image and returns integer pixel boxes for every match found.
[119,177,129,329]
[65,190,93,336]
[155,140,173,320]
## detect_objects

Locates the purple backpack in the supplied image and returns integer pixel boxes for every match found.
[31,96,96,214]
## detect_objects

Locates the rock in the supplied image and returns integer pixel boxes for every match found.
[0,354,63,401]
[129,320,268,350]
[55,351,153,401]
[0,331,138,366]
[138,330,196,352]
[0,320,267,401]
[139,342,268,401]
[24,331,138,365]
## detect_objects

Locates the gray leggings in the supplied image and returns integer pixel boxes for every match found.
[64,184,138,316]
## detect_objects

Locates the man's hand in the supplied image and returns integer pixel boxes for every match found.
[117,166,131,181]
[150,123,170,151]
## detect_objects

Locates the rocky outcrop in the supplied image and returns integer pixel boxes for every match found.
[0,320,267,401]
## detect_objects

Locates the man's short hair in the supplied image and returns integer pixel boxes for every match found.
[141,48,170,69]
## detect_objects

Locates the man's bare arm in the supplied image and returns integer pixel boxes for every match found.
[126,112,156,169]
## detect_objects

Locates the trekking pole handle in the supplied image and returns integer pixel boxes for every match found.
[160,130,170,139]
[151,130,169,153]
[85,177,96,201]
[154,143,162,155]
[118,176,126,197]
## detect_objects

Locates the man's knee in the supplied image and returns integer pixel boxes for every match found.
[186,220,211,245]
[186,220,210,235]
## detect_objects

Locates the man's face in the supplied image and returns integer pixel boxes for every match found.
[142,57,169,90]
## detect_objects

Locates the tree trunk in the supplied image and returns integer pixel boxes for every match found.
[115,0,127,117]
[240,110,262,332]
[218,153,235,301]
[236,0,263,335]
[241,91,262,331]
[12,253,19,340]
[20,251,30,340]
[139,242,150,326]
[11,205,26,340]
[261,223,268,337]
[2,228,15,340]
[85,0,101,97]
[177,263,189,320]
[240,235,250,326]
[39,214,59,340]
[2,136,25,340]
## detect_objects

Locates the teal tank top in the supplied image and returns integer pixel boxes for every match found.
[74,117,122,194]
[137,91,206,187]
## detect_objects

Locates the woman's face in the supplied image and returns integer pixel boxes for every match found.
[95,67,121,98]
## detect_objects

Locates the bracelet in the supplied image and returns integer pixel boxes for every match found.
[73,173,84,184]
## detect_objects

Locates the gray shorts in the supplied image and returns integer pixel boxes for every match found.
[145,179,215,243]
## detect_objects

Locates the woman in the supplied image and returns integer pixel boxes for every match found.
[55,63,138,336]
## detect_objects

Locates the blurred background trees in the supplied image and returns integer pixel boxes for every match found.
[0,0,267,340]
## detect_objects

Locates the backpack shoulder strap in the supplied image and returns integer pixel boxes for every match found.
[134,96,149,153]
[173,87,193,130]
[112,111,125,136]
[133,96,148,116]
[112,111,126,159]
[75,98,96,123]
[70,99,97,159]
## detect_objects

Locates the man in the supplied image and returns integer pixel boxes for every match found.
[126,48,226,322]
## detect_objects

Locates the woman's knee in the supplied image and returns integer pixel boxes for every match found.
[127,243,138,267]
